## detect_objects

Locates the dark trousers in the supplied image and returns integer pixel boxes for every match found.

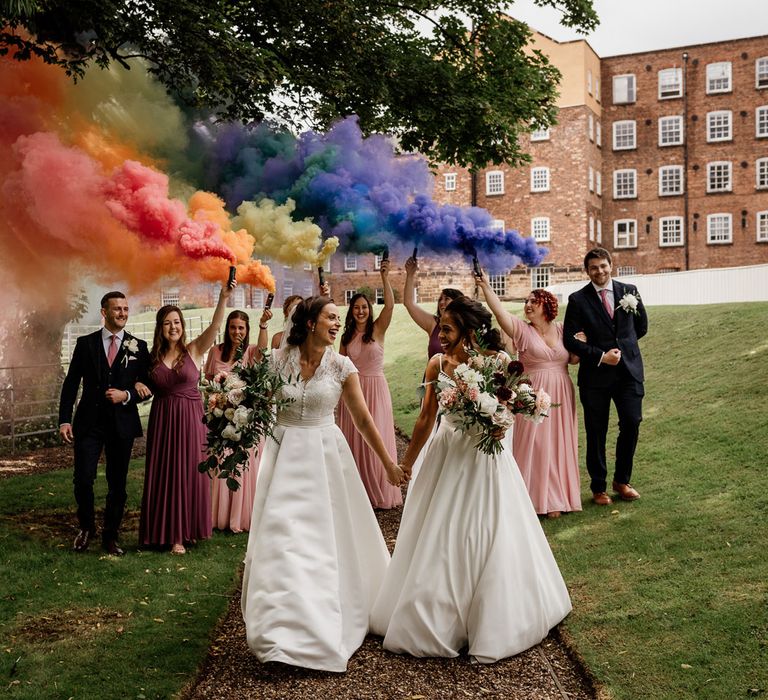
[579,370,644,494]
[73,423,134,542]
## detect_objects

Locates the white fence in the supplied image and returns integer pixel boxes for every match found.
[548,263,768,306]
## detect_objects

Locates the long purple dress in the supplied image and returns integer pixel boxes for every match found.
[139,357,212,546]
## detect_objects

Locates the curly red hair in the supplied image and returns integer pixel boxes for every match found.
[530,289,558,322]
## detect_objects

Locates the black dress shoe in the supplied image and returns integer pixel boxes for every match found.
[102,540,125,556]
[73,529,95,552]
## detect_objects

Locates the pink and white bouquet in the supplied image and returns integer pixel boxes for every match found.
[435,353,553,455]
[198,348,293,491]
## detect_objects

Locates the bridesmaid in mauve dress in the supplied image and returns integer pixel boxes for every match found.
[336,258,401,509]
[139,280,234,554]
[476,276,581,518]
[204,309,270,533]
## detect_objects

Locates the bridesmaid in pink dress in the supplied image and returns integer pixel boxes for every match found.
[204,309,270,533]
[476,276,581,518]
[336,258,401,509]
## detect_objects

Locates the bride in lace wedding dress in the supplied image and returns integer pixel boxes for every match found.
[241,296,406,673]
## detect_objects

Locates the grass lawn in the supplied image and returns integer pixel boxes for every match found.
[2,301,766,698]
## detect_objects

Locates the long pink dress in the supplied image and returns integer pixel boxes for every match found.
[506,317,581,514]
[203,344,260,533]
[139,357,212,546]
[337,332,402,509]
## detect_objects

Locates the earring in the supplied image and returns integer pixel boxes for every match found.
[312,325,316,333]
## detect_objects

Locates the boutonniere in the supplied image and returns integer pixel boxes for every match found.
[618,291,641,315]
[122,337,140,366]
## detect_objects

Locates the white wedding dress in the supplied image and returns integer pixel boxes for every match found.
[370,357,571,663]
[241,346,390,672]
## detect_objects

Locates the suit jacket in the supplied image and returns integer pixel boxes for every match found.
[563,280,648,388]
[58,330,150,440]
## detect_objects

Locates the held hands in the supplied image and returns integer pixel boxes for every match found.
[134,382,152,399]
[59,424,73,444]
[386,461,409,487]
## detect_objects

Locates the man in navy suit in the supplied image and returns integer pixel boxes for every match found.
[59,291,150,555]
[563,248,648,506]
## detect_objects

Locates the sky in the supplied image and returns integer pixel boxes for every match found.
[507,0,768,56]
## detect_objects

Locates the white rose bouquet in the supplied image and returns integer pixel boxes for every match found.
[198,347,294,491]
[434,352,554,455]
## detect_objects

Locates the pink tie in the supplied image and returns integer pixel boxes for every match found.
[599,289,614,319]
[107,334,118,366]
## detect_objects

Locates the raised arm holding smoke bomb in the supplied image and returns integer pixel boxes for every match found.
[337,255,401,509]
[138,277,235,555]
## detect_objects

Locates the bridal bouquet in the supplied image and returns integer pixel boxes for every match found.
[198,347,294,491]
[435,353,553,455]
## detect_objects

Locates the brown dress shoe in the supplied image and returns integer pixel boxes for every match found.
[73,529,95,552]
[592,492,613,506]
[612,481,640,501]
[102,540,125,556]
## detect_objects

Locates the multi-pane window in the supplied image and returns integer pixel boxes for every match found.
[531,266,551,289]
[344,253,358,271]
[613,74,636,104]
[596,170,602,195]
[596,121,602,147]
[322,255,333,273]
[658,68,683,99]
[373,253,383,270]
[161,289,180,307]
[614,219,637,248]
[613,120,636,150]
[252,289,265,308]
[757,57,768,88]
[588,114,594,141]
[588,166,594,192]
[596,219,602,243]
[616,266,637,276]
[303,261,313,271]
[531,128,550,141]
[444,173,457,191]
[707,111,732,142]
[757,211,768,241]
[707,161,732,192]
[659,216,684,246]
[375,288,385,304]
[659,115,684,146]
[489,274,507,296]
[344,289,356,304]
[706,62,732,93]
[757,158,768,189]
[756,106,768,137]
[490,219,505,231]
[531,217,550,241]
[486,170,504,195]
[707,213,732,244]
[531,167,550,192]
[589,216,595,241]
[659,165,684,196]
[613,169,637,199]
[587,69,592,95]
[283,282,294,298]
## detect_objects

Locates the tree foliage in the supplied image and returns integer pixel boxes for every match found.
[0,0,598,167]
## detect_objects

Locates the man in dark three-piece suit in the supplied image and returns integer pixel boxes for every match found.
[59,291,150,555]
[563,248,648,506]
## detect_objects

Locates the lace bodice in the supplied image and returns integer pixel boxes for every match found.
[270,346,357,426]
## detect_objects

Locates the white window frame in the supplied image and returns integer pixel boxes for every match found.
[707,110,733,142]
[344,253,358,271]
[614,219,638,249]
[375,288,385,305]
[344,289,356,304]
[659,216,684,247]
[659,115,684,146]
[616,266,637,276]
[613,74,636,104]
[531,167,550,192]
[589,215,595,241]
[757,158,768,189]
[485,170,504,195]
[531,128,550,141]
[588,114,594,141]
[489,274,507,297]
[659,165,684,196]
[531,266,551,289]
[587,69,592,95]
[756,106,768,138]
[706,62,732,94]
[161,289,180,307]
[588,166,594,192]
[596,121,602,147]
[658,68,683,99]
[444,172,457,191]
[613,169,637,199]
[595,77,601,102]
[531,217,551,241]
[757,211,768,242]
[757,57,768,89]
[490,219,505,231]
[303,261,313,271]
[373,253,384,270]
[596,219,602,243]
[612,120,636,150]
[707,161,732,193]
[596,170,602,196]
[322,255,333,273]
[707,213,732,244]
[251,289,265,308]
[283,282,294,298]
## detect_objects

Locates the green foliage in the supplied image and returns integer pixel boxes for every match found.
[0,0,598,167]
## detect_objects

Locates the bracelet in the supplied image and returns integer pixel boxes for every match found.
[259,324,268,329]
